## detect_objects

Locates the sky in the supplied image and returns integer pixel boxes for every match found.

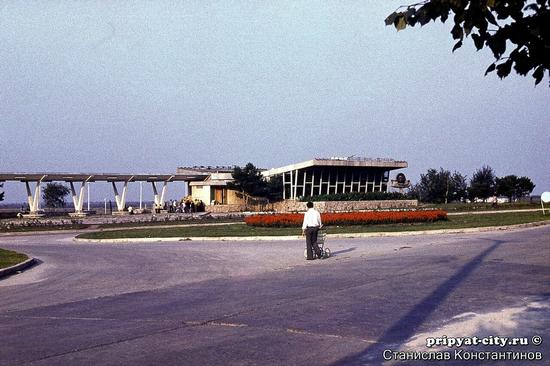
[1,1,549,203]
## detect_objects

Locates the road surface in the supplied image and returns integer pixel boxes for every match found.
[1,226,549,365]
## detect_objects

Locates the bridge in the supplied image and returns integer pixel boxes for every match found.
[0,173,207,217]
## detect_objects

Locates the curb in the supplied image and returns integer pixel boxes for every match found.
[73,220,550,243]
[0,258,36,279]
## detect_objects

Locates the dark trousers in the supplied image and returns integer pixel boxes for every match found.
[305,227,321,259]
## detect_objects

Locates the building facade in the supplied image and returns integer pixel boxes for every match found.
[178,157,408,204]
[262,157,408,200]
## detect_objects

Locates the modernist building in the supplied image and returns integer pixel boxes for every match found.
[181,157,408,203]
[262,157,408,200]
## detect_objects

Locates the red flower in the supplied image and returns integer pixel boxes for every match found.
[245,210,447,227]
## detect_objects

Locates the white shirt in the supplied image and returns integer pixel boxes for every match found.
[302,208,322,230]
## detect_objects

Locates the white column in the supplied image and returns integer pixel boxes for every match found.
[318,170,323,195]
[112,181,129,212]
[293,170,299,200]
[151,181,168,208]
[326,171,331,195]
[302,171,307,197]
[69,181,86,213]
[139,181,143,209]
[311,170,315,197]
[282,173,286,200]
[290,170,294,199]
[24,181,42,214]
[87,182,91,211]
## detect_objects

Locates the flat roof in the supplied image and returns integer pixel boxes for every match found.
[0,173,206,182]
[263,157,407,177]
[177,166,235,174]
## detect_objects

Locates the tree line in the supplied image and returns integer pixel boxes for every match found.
[409,166,535,204]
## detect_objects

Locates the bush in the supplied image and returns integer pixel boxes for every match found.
[299,192,406,202]
[245,210,447,227]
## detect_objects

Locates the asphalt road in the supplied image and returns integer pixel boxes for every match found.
[1,226,549,365]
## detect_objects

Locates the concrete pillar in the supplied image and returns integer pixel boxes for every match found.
[69,181,86,214]
[111,181,129,213]
[282,172,286,200]
[293,169,298,200]
[311,170,315,197]
[302,171,307,197]
[24,180,44,217]
[318,170,323,196]
[151,181,168,209]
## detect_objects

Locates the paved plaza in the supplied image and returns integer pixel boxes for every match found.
[1,226,549,365]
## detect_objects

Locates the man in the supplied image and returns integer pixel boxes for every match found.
[302,201,323,260]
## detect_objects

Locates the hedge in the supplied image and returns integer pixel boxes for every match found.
[299,192,406,202]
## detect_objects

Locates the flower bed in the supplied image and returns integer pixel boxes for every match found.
[245,210,447,227]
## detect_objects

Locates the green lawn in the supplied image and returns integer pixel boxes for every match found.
[0,248,29,269]
[77,211,550,240]
[421,202,541,212]
[97,217,241,229]
[0,224,89,233]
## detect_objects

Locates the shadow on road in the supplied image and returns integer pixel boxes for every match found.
[331,247,356,256]
[330,239,506,366]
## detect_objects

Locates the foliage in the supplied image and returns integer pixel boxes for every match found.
[385,0,550,86]
[245,210,447,227]
[266,175,284,202]
[496,175,535,201]
[228,163,283,202]
[228,163,266,197]
[299,192,406,202]
[410,168,468,203]
[468,165,496,201]
[42,182,70,208]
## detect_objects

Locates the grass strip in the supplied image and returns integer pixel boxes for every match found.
[97,217,241,229]
[77,211,550,240]
[0,224,89,233]
[422,202,540,212]
[0,248,29,269]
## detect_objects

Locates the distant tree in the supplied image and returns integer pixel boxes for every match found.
[228,163,284,202]
[450,171,468,202]
[385,0,550,86]
[516,176,536,198]
[468,166,496,201]
[496,175,535,201]
[228,163,267,198]
[412,168,468,203]
[42,182,70,208]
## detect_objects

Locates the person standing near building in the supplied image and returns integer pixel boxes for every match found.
[302,201,323,260]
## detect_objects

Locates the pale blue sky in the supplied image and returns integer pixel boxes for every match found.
[1,1,548,202]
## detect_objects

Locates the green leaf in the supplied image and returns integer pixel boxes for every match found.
[452,40,463,52]
[472,33,484,50]
[485,11,499,26]
[385,13,397,26]
[417,6,431,26]
[451,24,464,40]
[485,63,496,75]
[396,16,407,31]
[496,59,513,79]
[533,66,544,85]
